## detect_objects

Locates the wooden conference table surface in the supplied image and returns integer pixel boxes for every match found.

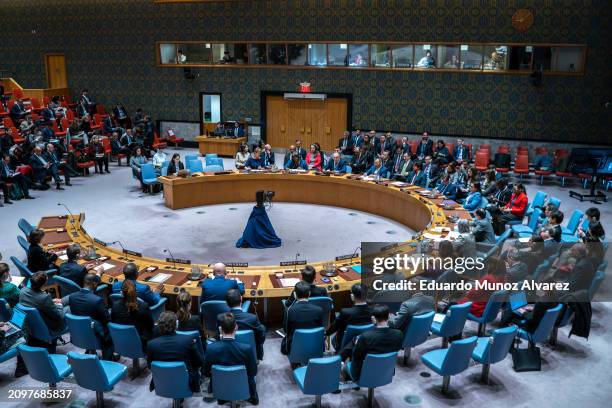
[194,136,246,157]
[38,172,470,305]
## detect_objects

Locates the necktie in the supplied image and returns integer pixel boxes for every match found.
[342,139,347,149]
[37,155,48,166]
[411,173,417,184]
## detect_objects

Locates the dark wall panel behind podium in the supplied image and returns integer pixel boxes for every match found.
[0,0,610,143]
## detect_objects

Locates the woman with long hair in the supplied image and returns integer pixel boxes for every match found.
[305,144,323,171]
[176,289,205,341]
[110,280,154,349]
[27,229,58,273]
[0,263,20,307]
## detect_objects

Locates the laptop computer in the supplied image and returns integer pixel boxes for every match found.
[509,291,532,315]
[4,308,26,336]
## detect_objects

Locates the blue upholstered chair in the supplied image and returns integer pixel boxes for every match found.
[204,164,224,172]
[0,347,18,364]
[548,197,561,209]
[51,275,81,297]
[549,307,574,346]
[200,300,229,333]
[589,271,605,301]
[471,326,517,383]
[467,290,507,336]
[561,234,580,243]
[15,304,66,345]
[495,229,512,244]
[205,153,218,160]
[10,256,34,284]
[18,218,35,237]
[206,157,224,168]
[288,327,325,366]
[108,323,146,378]
[293,355,341,407]
[340,323,375,350]
[17,345,72,387]
[184,155,199,165]
[188,159,204,173]
[309,296,333,328]
[431,302,472,348]
[17,235,30,256]
[176,330,206,360]
[0,298,12,321]
[531,260,551,282]
[141,163,160,193]
[67,351,128,407]
[211,365,251,405]
[525,191,547,216]
[421,336,478,394]
[65,313,102,353]
[236,329,257,362]
[511,208,542,237]
[401,311,435,365]
[561,209,584,235]
[151,362,193,408]
[346,352,398,408]
[516,304,563,347]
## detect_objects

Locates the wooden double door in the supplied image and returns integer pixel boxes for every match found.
[265,94,349,151]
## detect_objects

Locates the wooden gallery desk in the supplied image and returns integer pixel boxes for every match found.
[194,136,246,157]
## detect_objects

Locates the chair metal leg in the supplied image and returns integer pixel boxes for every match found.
[441,376,451,394]
[441,337,448,349]
[560,176,565,187]
[131,357,141,379]
[230,402,239,408]
[403,347,411,365]
[367,388,374,408]
[96,391,105,408]
[315,394,322,408]
[172,399,181,408]
[549,327,558,346]
[481,364,490,384]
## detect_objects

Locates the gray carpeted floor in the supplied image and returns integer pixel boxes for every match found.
[0,148,611,407]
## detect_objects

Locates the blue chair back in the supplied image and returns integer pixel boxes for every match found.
[565,209,584,234]
[200,301,229,332]
[530,304,563,344]
[206,157,224,168]
[204,165,224,172]
[346,165,352,174]
[205,153,218,159]
[478,196,489,209]
[52,276,81,297]
[151,362,193,400]
[527,208,542,231]
[440,336,478,375]
[15,304,54,343]
[65,313,101,351]
[548,197,561,208]
[67,352,113,392]
[141,163,157,180]
[402,311,435,348]
[438,302,472,337]
[589,271,605,300]
[108,323,145,359]
[10,256,33,281]
[357,352,397,388]
[17,345,63,384]
[532,260,550,281]
[184,155,199,165]
[17,235,30,255]
[235,329,257,362]
[341,323,375,349]
[309,296,333,328]
[289,327,325,365]
[479,290,507,323]
[496,229,512,243]
[597,260,608,273]
[161,160,170,169]
[579,218,590,233]
[161,166,169,176]
[0,298,12,321]
[528,191,547,213]
[478,326,517,364]
[18,218,35,237]
[176,330,206,359]
[212,365,250,402]
[188,159,204,173]
[302,356,341,395]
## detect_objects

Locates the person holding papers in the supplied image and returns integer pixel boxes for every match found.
[364,158,389,178]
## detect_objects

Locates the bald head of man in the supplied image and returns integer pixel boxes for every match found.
[212,262,227,276]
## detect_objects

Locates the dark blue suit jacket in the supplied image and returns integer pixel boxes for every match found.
[59,260,87,287]
[67,288,109,334]
[147,333,204,392]
[282,301,323,355]
[407,170,426,187]
[204,338,258,399]
[452,145,471,162]
[200,275,245,302]
[112,279,161,306]
[217,307,266,360]
[435,182,458,200]
[325,158,348,173]
[262,151,275,167]
[365,165,389,178]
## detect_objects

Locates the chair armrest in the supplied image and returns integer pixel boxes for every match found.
[241,300,251,313]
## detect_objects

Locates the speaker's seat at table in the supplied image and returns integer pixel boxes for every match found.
[67,351,128,407]
[421,336,478,395]
[151,362,193,408]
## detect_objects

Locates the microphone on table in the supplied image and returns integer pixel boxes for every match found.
[350,246,361,263]
[293,252,301,272]
[108,240,126,251]
[163,249,176,269]
[57,202,76,228]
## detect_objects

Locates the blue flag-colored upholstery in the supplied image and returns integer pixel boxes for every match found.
[236,206,282,249]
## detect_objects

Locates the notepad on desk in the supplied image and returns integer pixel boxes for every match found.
[94,263,115,272]
[433,313,446,324]
[279,278,300,287]
[148,273,172,284]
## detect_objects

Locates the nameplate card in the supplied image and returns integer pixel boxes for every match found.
[381,243,400,251]
[93,238,108,247]
[166,257,191,265]
[225,262,249,268]
[335,254,357,261]
[122,249,142,257]
[280,260,307,267]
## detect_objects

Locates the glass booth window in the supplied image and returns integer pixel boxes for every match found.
[347,44,369,67]
[249,44,267,65]
[177,43,213,64]
[267,44,287,65]
[460,45,483,70]
[508,46,533,71]
[211,44,248,64]
[483,46,508,70]
[288,44,308,65]
[202,94,221,123]
[371,45,393,67]
[551,47,584,72]
[160,44,177,64]
[308,44,327,66]
[328,43,348,66]
[532,46,552,71]
[438,45,461,69]
[392,45,413,68]
[415,45,437,68]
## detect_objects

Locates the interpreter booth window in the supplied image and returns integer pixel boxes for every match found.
[438,45,461,69]
[176,43,213,64]
[212,44,248,64]
[249,44,267,65]
[371,44,393,67]
[532,46,552,71]
[267,44,287,65]
[307,44,327,66]
[202,94,221,123]
[550,47,584,73]
[392,45,413,68]
[415,45,438,68]
[483,46,509,70]
[159,43,178,65]
[460,45,483,70]
[508,46,533,71]
[347,44,369,67]
[288,44,308,65]
[328,43,348,66]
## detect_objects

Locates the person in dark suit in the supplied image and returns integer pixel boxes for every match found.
[350,146,373,174]
[59,244,87,287]
[472,209,496,244]
[407,162,426,187]
[285,153,308,170]
[564,244,596,292]
[505,249,529,283]
[261,144,275,168]
[205,313,259,404]
[217,289,266,360]
[452,138,471,163]
[9,99,27,125]
[338,131,354,158]
[66,273,115,360]
[281,282,324,356]
[325,152,348,173]
[285,265,328,308]
[174,289,205,345]
[352,130,364,148]
[30,145,63,190]
[294,140,307,160]
[326,284,371,351]
[373,134,392,157]
[112,103,130,128]
[398,137,412,156]
[415,133,433,159]
[364,158,389,178]
[167,153,185,175]
[244,148,265,170]
[111,263,163,306]
[381,151,395,176]
[344,304,403,381]
[44,143,77,185]
[393,153,414,181]
[200,262,245,302]
[388,290,435,332]
[1,153,33,199]
[422,156,439,188]
[501,300,558,333]
[27,229,58,273]
[434,175,458,200]
[111,279,154,349]
[433,140,452,164]
[283,145,297,167]
[232,122,245,138]
[147,311,204,393]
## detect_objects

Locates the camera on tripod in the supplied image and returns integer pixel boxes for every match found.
[256,190,275,207]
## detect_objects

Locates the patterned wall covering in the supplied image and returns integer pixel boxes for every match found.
[0,0,610,143]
